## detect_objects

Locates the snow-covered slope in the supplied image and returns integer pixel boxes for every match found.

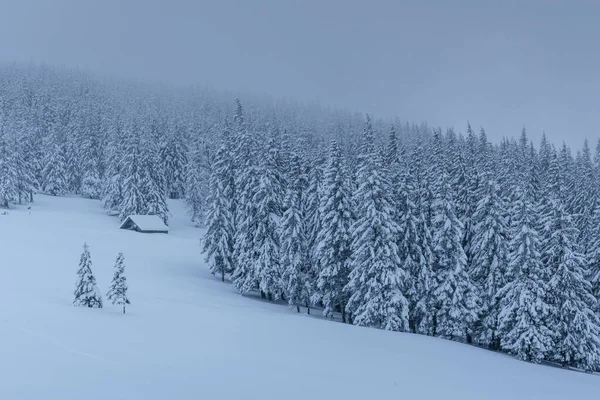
[0,195,598,399]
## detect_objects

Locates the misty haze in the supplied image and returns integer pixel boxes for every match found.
[1,1,600,399]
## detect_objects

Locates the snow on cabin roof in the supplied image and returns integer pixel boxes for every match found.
[120,215,169,232]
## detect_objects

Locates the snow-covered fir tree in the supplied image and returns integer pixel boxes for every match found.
[203,132,235,282]
[305,155,325,308]
[41,128,68,196]
[280,153,312,312]
[185,142,210,227]
[101,122,125,213]
[408,139,436,335]
[160,125,188,199]
[140,125,169,225]
[119,126,146,220]
[11,131,38,204]
[315,141,354,321]
[587,202,600,312]
[541,152,600,371]
[431,166,478,341]
[345,117,410,331]
[0,128,17,208]
[106,253,130,314]
[231,101,263,295]
[73,243,103,308]
[80,127,102,199]
[252,137,283,300]
[395,144,430,333]
[470,177,509,349]
[498,174,554,364]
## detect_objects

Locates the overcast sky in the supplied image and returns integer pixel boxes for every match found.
[1,0,599,149]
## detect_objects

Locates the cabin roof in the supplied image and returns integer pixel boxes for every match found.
[119,215,169,232]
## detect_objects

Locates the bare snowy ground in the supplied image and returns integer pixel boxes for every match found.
[0,195,599,399]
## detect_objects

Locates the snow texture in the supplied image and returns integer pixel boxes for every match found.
[1,195,598,399]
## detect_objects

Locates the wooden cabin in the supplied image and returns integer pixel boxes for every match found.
[119,215,169,234]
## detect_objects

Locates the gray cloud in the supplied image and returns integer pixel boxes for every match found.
[1,0,599,148]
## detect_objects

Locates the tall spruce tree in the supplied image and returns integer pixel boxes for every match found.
[315,141,354,321]
[0,128,17,208]
[542,152,600,371]
[41,128,68,196]
[498,178,553,363]
[280,153,311,312]
[185,142,210,227]
[345,117,410,331]
[160,125,188,199]
[587,202,600,312]
[119,127,146,220]
[409,138,436,335]
[140,127,169,225]
[431,167,478,341]
[471,177,509,349]
[253,137,283,300]
[203,135,235,282]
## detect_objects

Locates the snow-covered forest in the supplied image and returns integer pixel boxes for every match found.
[2,64,600,372]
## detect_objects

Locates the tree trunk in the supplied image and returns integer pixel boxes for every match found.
[123,305,126,314]
[296,305,300,313]
[221,270,225,282]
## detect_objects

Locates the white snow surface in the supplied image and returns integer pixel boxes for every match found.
[1,195,599,399]
[120,214,169,232]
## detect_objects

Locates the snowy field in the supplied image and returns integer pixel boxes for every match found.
[1,195,599,399]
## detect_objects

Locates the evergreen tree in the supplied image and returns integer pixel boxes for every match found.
[73,243,103,308]
[185,143,210,227]
[315,141,354,321]
[203,136,234,282]
[305,156,325,308]
[41,129,68,196]
[119,128,146,220]
[11,131,38,204]
[160,125,188,199]
[431,168,478,341]
[498,180,553,363]
[0,128,17,208]
[81,156,102,199]
[587,202,600,312]
[253,138,283,300]
[409,138,436,335]
[542,153,600,371]
[345,117,410,331]
[140,127,169,225]
[106,253,130,314]
[471,177,509,349]
[102,122,125,213]
[396,156,428,333]
[280,153,311,312]
[231,99,261,294]
[232,128,283,300]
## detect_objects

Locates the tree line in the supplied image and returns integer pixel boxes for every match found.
[1,64,599,371]
[204,101,600,372]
